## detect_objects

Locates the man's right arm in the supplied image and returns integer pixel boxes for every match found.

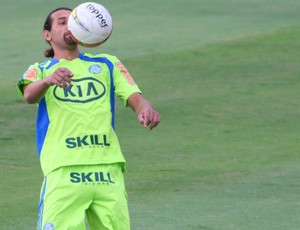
[23,67,73,104]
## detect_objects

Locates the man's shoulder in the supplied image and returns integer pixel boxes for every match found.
[24,59,53,74]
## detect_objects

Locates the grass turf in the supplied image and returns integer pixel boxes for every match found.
[119,28,300,229]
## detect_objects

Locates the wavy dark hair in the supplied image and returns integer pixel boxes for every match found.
[43,7,72,58]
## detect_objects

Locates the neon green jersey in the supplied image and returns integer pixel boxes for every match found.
[17,53,141,175]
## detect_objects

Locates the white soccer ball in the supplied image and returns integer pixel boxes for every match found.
[68,2,113,47]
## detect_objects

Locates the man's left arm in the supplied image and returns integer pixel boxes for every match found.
[128,92,160,130]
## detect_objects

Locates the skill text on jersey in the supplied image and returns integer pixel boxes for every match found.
[66,134,110,149]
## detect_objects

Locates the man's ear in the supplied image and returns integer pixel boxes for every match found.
[42,30,51,42]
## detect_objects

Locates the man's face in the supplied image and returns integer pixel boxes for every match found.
[45,9,77,48]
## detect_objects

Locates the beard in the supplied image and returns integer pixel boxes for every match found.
[64,32,77,47]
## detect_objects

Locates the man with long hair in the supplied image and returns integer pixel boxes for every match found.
[17,7,160,230]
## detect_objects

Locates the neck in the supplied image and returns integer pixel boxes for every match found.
[53,47,80,60]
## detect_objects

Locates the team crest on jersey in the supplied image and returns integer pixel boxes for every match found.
[89,64,102,74]
[44,222,55,230]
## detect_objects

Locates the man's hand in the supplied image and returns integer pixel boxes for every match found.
[128,93,160,130]
[46,67,73,88]
[137,105,160,130]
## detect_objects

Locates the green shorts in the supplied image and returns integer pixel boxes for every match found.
[37,164,130,230]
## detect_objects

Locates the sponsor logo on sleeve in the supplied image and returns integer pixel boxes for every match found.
[24,68,38,80]
[115,62,135,85]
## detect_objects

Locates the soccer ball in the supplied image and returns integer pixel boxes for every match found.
[68,2,113,47]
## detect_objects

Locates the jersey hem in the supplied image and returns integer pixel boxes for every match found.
[42,161,126,176]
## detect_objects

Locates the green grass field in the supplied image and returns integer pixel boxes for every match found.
[1,0,300,229]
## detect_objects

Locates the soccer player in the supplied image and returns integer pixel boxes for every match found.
[17,7,160,230]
